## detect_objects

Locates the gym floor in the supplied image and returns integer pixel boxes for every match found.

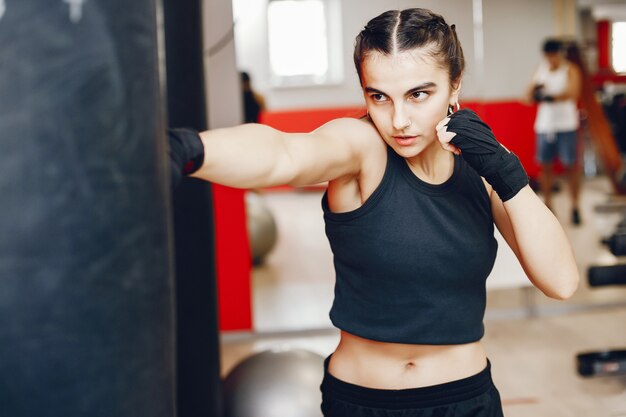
[221,175,626,417]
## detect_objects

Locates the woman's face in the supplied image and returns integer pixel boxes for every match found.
[361,48,460,159]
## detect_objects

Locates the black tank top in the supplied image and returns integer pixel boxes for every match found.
[322,146,498,344]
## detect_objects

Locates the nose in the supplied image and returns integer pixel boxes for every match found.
[392,104,411,131]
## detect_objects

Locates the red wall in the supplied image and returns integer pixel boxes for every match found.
[592,20,626,85]
[212,185,252,331]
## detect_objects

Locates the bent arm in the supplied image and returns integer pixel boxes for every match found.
[190,118,364,189]
[492,186,579,299]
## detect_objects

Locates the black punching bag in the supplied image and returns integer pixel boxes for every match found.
[0,2,176,417]
[162,1,222,416]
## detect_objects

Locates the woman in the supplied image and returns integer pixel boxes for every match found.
[170,8,579,417]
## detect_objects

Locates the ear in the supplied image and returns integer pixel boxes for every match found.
[449,79,462,106]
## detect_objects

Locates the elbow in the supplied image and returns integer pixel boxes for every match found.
[548,287,576,301]
[545,274,580,301]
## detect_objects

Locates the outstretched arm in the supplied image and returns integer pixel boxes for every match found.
[172,117,370,189]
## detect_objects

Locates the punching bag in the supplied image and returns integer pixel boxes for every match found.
[0,2,176,416]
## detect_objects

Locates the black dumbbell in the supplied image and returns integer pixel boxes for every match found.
[588,264,626,286]
[601,231,626,256]
[577,350,626,377]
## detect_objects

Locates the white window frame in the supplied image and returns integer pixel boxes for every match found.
[612,21,626,73]
[266,0,343,88]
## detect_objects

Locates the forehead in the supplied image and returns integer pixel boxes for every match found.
[361,49,449,91]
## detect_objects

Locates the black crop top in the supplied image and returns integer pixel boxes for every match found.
[322,146,498,345]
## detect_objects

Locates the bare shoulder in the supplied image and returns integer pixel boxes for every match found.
[316,116,381,138]
[566,62,579,73]
[315,117,385,154]
[320,117,387,212]
[568,63,582,80]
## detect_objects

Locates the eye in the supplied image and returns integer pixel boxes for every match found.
[370,93,387,102]
[410,91,429,101]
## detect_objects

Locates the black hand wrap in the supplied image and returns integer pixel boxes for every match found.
[447,109,529,202]
[532,85,554,102]
[168,128,205,187]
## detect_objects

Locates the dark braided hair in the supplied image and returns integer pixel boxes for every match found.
[353,9,464,89]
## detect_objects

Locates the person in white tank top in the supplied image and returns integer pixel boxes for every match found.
[526,39,582,224]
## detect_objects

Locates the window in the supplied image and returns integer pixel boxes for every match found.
[613,22,626,73]
[267,0,342,87]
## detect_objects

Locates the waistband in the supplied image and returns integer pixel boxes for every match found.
[321,355,495,409]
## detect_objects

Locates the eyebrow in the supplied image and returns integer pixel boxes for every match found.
[364,82,437,97]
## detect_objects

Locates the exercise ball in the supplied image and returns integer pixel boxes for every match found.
[223,348,325,417]
[245,192,278,264]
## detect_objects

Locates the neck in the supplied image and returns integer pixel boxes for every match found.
[405,142,454,185]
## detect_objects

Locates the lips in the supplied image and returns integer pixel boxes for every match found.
[393,135,417,146]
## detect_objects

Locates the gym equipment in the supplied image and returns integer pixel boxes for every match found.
[600,232,626,256]
[223,348,325,417]
[588,265,626,287]
[579,243,626,377]
[598,212,626,256]
[246,192,278,264]
[0,1,224,416]
[577,350,626,377]
[0,1,177,416]
[162,0,222,415]
[566,44,626,194]
[598,211,626,255]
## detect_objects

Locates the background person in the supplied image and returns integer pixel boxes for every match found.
[526,38,583,224]
[240,71,266,124]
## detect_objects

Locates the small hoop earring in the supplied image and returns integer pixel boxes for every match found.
[447,102,460,116]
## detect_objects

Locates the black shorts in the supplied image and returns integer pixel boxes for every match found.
[320,356,504,417]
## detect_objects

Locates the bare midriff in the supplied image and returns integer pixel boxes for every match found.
[328,330,488,389]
